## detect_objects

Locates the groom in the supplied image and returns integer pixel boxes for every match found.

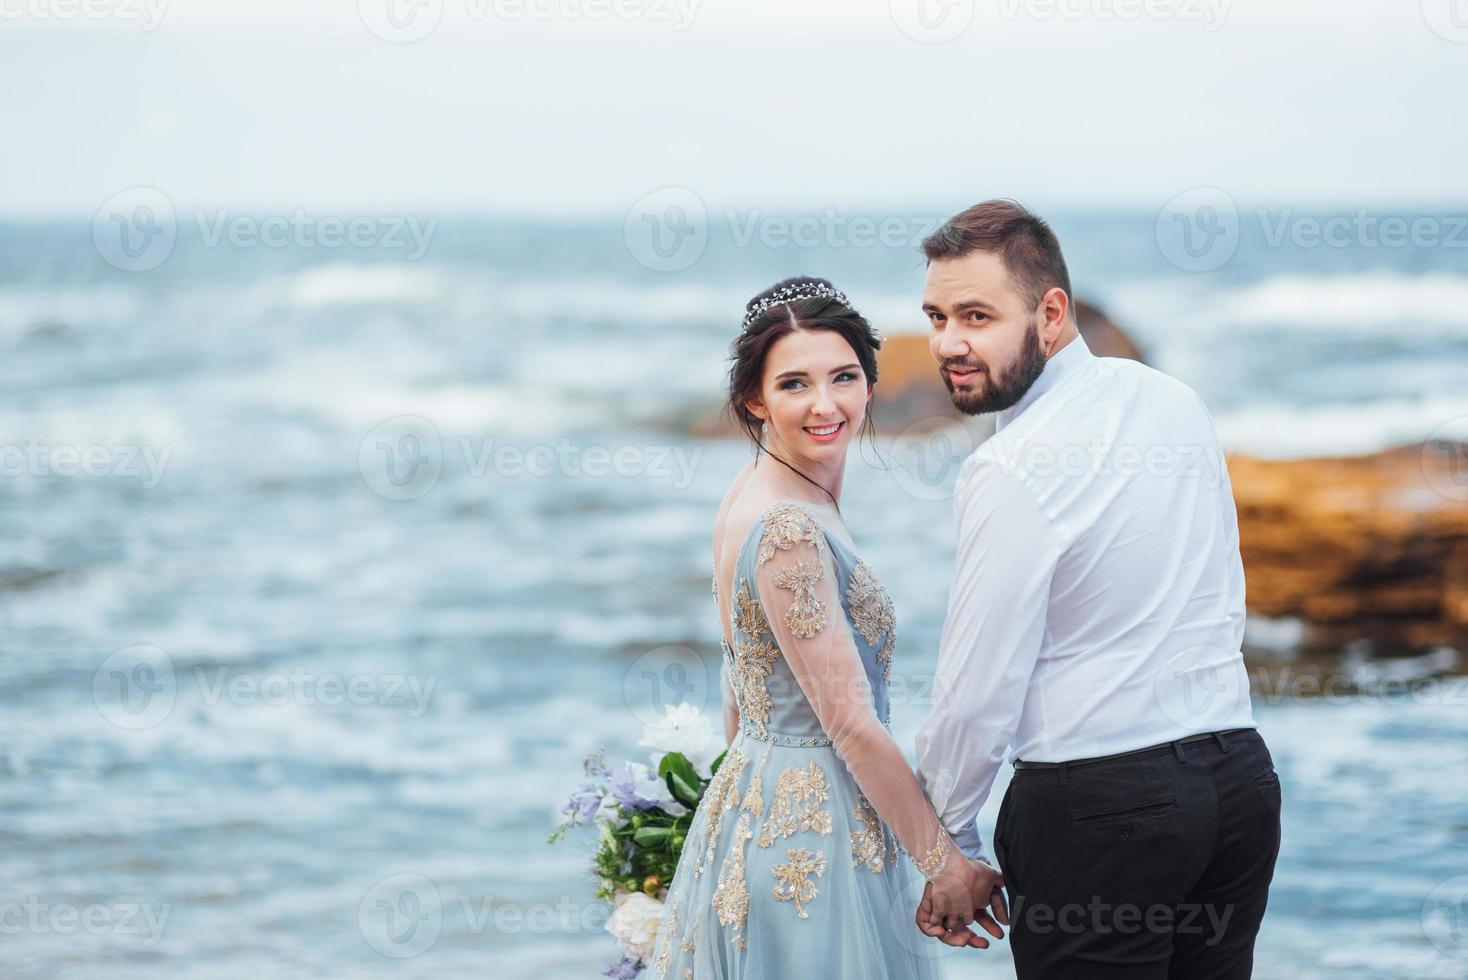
[911,200,1281,978]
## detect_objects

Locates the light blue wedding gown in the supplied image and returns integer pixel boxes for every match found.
[651,501,947,979]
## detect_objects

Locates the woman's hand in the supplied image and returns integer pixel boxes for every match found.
[915,858,1008,948]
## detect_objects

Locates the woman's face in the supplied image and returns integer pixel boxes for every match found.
[746,327,871,467]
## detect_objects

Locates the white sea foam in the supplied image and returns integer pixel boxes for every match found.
[1214,393,1468,458]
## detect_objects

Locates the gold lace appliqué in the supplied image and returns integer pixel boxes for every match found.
[696,746,748,878]
[849,796,887,873]
[846,559,896,683]
[756,502,827,566]
[771,848,829,919]
[728,579,779,735]
[913,832,953,882]
[710,763,764,950]
[757,763,832,847]
[654,903,679,977]
[771,559,828,638]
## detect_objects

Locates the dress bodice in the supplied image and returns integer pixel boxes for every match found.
[716,501,897,746]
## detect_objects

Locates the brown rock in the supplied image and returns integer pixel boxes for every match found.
[1230,445,1468,655]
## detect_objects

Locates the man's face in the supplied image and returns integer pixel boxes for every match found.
[922,250,1047,416]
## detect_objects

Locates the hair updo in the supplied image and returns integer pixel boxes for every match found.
[725,276,883,448]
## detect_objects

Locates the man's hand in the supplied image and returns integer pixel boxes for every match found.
[914,858,1009,948]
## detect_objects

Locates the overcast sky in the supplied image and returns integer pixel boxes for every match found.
[1,0,1463,217]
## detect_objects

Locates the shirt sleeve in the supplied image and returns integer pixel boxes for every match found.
[915,458,1064,864]
[753,503,959,882]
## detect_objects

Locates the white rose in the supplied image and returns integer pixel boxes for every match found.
[630,762,687,818]
[639,703,721,778]
[606,891,665,962]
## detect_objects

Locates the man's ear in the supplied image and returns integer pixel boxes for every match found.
[1040,287,1070,348]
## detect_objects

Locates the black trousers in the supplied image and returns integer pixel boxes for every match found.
[993,728,1282,979]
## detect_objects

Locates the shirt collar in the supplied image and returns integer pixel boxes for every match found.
[996,333,1095,431]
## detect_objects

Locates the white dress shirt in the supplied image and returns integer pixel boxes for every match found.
[915,334,1256,864]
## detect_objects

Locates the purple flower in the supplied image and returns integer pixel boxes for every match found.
[584,749,610,780]
[602,954,643,979]
[608,763,660,812]
[564,783,602,823]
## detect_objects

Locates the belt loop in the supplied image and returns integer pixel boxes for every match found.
[1212,732,1229,752]
[1057,761,1069,787]
[1172,739,1187,762]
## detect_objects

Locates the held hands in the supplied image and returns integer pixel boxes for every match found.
[915,858,1009,949]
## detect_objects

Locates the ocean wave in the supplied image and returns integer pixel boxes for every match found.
[1214,394,1468,458]
[1111,272,1468,335]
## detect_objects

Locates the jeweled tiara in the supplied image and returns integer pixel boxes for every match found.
[741,281,850,330]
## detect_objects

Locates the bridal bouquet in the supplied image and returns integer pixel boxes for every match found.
[549,704,726,978]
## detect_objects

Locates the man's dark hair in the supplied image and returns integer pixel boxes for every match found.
[921,199,1073,312]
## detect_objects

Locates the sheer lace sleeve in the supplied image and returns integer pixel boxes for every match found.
[753,503,959,883]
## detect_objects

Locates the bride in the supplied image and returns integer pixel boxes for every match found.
[650,277,1006,978]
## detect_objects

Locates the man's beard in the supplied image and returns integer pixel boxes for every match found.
[942,322,1048,416]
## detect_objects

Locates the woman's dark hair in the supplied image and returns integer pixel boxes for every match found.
[725,276,883,505]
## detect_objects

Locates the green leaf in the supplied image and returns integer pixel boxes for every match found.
[710,749,727,776]
[633,826,673,847]
[658,753,702,807]
[669,772,701,809]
